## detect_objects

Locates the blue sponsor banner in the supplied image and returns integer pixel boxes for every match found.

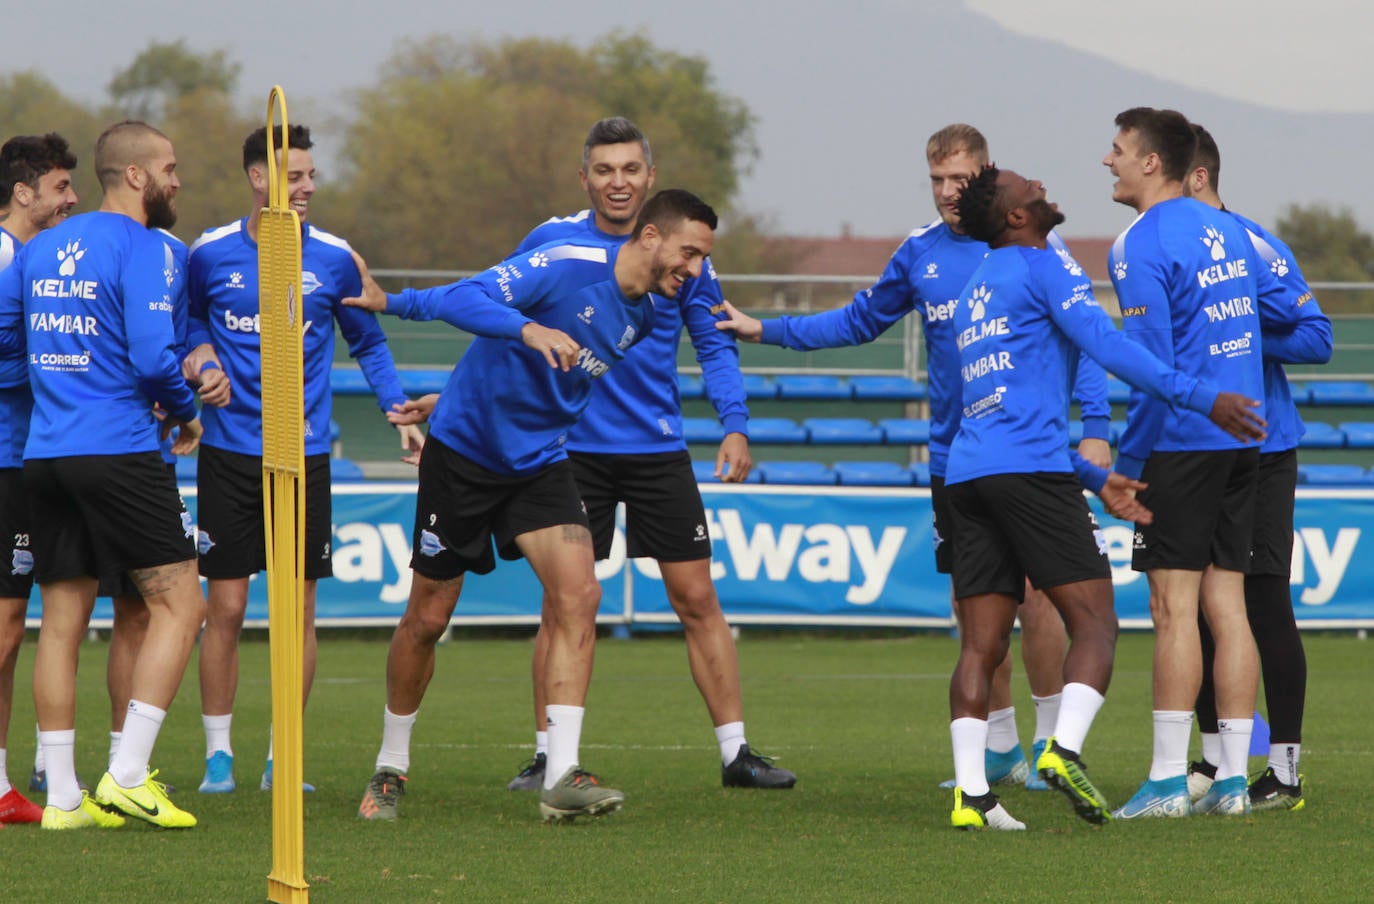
[25,484,1374,628]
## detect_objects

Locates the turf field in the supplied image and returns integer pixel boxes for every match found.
[5,631,1370,902]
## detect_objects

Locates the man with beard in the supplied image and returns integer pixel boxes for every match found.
[0,132,78,824]
[347,189,715,823]
[940,164,1265,830]
[185,123,421,795]
[0,120,205,829]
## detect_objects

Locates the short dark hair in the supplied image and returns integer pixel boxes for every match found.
[93,121,169,191]
[243,124,313,173]
[1189,123,1221,192]
[0,133,77,206]
[954,165,1006,245]
[582,117,652,169]
[631,188,717,240]
[1113,107,1196,183]
[926,123,988,165]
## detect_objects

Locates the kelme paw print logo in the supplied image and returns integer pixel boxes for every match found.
[57,240,85,276]
[528,252,549,268]
[1201,226,1226,261]
[968,284,991,321]
[1271,257,1289,277]
[1114,259,1128,280]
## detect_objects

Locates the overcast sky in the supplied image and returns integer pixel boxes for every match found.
[6,0,1371,239]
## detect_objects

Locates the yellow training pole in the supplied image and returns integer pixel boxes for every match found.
[260,85,309,904]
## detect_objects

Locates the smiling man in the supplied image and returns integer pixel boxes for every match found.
[346,188,718,824]
[186,124,422,795]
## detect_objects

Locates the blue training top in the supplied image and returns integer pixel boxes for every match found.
[0,226,33,467]
[515,210,747,452]
[757,220,1109,477]
[0,211,196,458]
[187,218,407,457]
[384,239,656,476]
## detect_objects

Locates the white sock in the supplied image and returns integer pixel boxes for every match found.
[714,721,747,766]
[110,700,166,788]
[1031,693,1062,743]
[376,707,417,773]
[1269,743,1301,786]
[986,706,1020,754]
[202,713,233,757]
[1051,682,1105,755]
[266,724,274,764]
[39,729,79,810]
[1199,731,1221,767]
[108,731,122,768]
[32,723,45,771]
[1216,718,1253,782]
[1147,711,1194,782]
[951,717,990,796]
[0,748,10,795]
[544,704,585,791]
[535,730,549,757]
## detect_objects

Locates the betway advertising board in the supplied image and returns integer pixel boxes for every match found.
[40,484,1374,629]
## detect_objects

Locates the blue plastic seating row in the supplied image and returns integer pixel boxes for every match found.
[692,460,933,487]
[677,374,926,401]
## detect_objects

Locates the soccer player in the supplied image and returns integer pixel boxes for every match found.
[1101,107,1302,819]
[1182,124,1332,811]
[715,124,1105,787]
[186,124,421,794]
[0,132,78,824]
[349,188,717,823]
[501,117,792,792]
[942,163,1264,830]
[0,120,205,830]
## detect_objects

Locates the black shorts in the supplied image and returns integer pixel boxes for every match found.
[196,445,333,581]
[1249,448,1297,577]
[1132,448,1259,573]
[23,453,195,585]
[99,462,180,598]
[0,467,34,598]
[929,475,954,575]
[570,450,711,562]
[948,472,1110,602]
[410,436,589,580]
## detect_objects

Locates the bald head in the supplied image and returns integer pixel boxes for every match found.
[93,121,171,192]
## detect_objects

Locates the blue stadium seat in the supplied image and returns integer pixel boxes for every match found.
[330,368,371,395]
[1286,381,1313,405]
[678,374,704,400]
[330,419,341,442]
[1298,464,1372,486]
[833,460,914,487]
[682,418,725,444]
[1338,422,1374,449]
[879,418,931,445]
[742,374,778,399]
[330,458,367,482]
[748,418,809,444]
[1105,377,1132,404]
[175,455,197,482]
[773,374,851,400]
[1308,381,1374,406]
[757,461,836,485]
[803,418,884,444]
[692,460,760,483]
[399,369,449,395]
[1110,420,1128,446]
[909,462,932,487]
[1297,422,1345,449]
[850,375,927,401]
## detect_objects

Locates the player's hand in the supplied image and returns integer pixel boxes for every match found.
[397,422,425,466]
[713,300,763,342]
[182,342,221,382]
[716,431,752,483]
[520,323,580,372]
[1209,391,1266,443]
[167,416,203,456]
[387,394,439,426]
[1077,437,1112,470]
[341,249,387,312]
[197,365,232,408]
[1099,472,1152,525]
